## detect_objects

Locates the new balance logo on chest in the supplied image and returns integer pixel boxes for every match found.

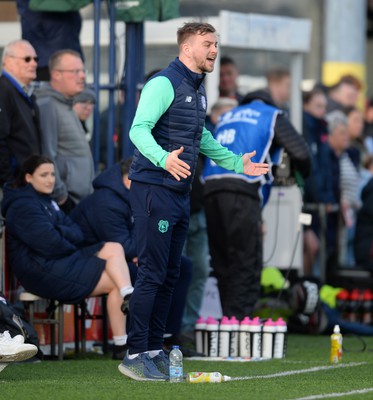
[185,96,192,103]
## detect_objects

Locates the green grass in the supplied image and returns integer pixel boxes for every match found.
[1,334,373,400]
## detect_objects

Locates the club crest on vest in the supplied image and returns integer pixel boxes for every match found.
[158,220,169,233]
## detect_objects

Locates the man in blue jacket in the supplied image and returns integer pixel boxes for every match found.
[203,87,311,321]
[70,159,192,359]
[119,22,268,381]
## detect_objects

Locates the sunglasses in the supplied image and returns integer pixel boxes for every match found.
[9,55,39,63]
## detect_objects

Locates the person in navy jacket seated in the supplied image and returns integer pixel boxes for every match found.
[71,159,193,355]
[1,155,134,359]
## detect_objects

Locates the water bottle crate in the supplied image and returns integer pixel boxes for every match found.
[194,316,287,360]
[336,288,373,325]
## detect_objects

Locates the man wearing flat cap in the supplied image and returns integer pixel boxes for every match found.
[73,87,96,139]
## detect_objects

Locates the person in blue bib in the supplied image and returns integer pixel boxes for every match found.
[203,85,311,321]
[118,22,269,381]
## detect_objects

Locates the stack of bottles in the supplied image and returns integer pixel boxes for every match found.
[194,316,287,359]
[336,288,373,325]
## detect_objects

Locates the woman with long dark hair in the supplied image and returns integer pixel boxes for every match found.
[1,155,134,358]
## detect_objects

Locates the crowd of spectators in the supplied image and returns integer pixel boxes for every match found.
[1,5,373,362]
[302,75,373,275]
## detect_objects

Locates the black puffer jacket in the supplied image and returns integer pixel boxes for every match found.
[0,74,42,186]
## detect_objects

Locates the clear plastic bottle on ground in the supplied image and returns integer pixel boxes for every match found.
[169,345,183,382]
[187,372,231,383]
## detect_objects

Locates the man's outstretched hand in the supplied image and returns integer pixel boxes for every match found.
[242,151,269,176]
[165,146,191,181]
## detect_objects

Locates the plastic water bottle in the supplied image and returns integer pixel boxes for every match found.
[362,289,373,325]
[273,318,287,359]
[194,317,206,354]
[229,316,240,357]
[336,289,350,320]
[205,316,219,357]
[218,316,231,358]
[250,317,262,359]
[262,318,276,359]
[330,325,342,364]
[169,345,183,382]
[239,317,251,358]
[348,289,361,322]
[187,372,231,383]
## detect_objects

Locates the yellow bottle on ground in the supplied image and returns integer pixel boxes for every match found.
[187,372,231,383]
[330,324,343,364]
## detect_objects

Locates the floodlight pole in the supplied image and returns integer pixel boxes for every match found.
[122,22,144,159]
[290,53,304,132]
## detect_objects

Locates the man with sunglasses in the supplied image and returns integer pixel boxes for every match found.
[35,49,94,213]
[0,39,42,197]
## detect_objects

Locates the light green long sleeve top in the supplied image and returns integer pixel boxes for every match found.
[129,76,244,174]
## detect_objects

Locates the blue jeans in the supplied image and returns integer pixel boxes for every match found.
[181,210,210,334]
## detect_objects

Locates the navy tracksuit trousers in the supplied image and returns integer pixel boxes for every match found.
[127,181,190,354]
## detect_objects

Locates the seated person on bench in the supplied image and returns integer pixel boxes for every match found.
[1,155,134,360]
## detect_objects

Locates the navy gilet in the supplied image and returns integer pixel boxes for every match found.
[129,57,207,193]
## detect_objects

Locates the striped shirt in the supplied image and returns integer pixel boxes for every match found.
[340,152,360,208]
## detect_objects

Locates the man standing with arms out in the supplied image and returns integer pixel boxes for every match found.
[0,40,42,192]
[36,50,94,213]
[118,22,269,381]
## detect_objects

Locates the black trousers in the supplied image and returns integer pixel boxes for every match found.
[128,181,189,353]
[204,190,262,320]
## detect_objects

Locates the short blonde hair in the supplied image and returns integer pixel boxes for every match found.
[177,22,216,46]
[48,49,82,72]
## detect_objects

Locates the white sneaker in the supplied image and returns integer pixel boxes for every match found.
[0,331,38,362]
[12,335,25,344]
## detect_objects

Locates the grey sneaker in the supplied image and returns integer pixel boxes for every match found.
[152,350,170,376]
[118,352,168,381]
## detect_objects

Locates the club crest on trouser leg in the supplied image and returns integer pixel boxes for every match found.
[158,220,169,233]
